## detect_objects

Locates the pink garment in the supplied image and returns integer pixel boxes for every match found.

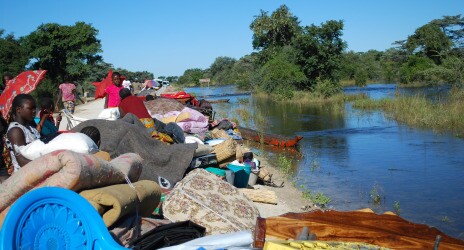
[59,83,76,102]
[105,84,123,107]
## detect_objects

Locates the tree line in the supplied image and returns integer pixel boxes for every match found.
[178,6,464,99]
[0,22,155,98]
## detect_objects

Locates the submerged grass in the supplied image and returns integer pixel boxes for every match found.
[352,88,464,137]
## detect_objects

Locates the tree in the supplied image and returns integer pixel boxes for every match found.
[431,15,464,49]
[21,22,102,94]
[405,23,452,64]
[254,52,306,99]
[0,30,28,76]
[178,68,205,85]
[209,56,237,84]
[231,53,258,89]
[293,20,346,90]
[250,5,301,52]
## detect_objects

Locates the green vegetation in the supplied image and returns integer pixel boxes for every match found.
[339,15,464,86]
[302,189,331,208]
[177,4,346,98]
[0,23,155,99]
[352,88,464,137]
[369,183,382,205]
[277,155,293,175]
[393,201,401,215]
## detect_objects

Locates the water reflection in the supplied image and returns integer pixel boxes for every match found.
[185,84,464,238]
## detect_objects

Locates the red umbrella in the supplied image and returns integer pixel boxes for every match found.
[92,70,112,99]
[0,70,47,119]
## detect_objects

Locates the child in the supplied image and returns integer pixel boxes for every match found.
[5,94,42,173]
[35,98,62,135]
[104,72,123,108]
[80,126,111,161]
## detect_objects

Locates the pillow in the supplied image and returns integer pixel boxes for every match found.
[18,133,99,160]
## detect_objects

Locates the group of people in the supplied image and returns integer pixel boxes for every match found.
[0,72,93,179]
[0,71,169,179]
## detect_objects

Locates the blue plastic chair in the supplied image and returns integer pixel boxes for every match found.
[0,187,128,250]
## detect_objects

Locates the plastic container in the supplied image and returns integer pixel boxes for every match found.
[227,163,251,188]
[248,170,259,186]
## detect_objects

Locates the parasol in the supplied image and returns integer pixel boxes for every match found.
[92,70,112,99]
[0,70,47,119]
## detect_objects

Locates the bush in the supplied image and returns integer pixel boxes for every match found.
[311,79,342,98]
[255,52,306,97]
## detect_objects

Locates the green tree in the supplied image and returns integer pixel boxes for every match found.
[293,20,346,90]
[405,23,452,64]
[250,5,301,51]
[178,68,205,85]
[209,56,237,84]
[431,15,464,49]
[0,30,28,77]
[399,55,435,84]
[21,22,102,95]
[231,54,258,89]
[254,52,306,100]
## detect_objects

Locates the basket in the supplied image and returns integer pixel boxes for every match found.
[211,128,231,140]
[212,138,237,162]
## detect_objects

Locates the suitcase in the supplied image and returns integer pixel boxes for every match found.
[162,169,260,235]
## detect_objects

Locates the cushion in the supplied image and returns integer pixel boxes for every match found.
[162,169,260,235]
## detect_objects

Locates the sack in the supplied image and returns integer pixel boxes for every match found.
[162,169,260,235]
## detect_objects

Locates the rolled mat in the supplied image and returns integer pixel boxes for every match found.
[211,128,231,140]
[80,180,161,227]
[212,138,237,162]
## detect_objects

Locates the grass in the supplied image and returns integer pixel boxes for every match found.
[393,201,401,215]
[370,183,382,205]
[277,155,293,175]
[302,189,331,208]
[352,88,464,137]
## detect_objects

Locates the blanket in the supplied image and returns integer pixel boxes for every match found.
[73,114,197,189]
[0,150,142,226]
[80,180,161,227]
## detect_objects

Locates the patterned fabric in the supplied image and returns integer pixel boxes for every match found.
[144,98,184,117]
[153,107,208,134]
[105,84,124,108]
[62,100,75,114]
[162,168,260,235]
[0,70,47,119]
[151,131,173,143]
[5,122,41,173]
[59,83,76,102]
[2,135,13,176]
[0,150,143,226]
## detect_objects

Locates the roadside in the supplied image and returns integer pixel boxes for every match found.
[61,94,313,218]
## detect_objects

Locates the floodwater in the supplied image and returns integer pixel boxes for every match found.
[186,84,464,239]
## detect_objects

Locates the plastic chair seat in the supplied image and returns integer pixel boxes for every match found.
[0,187,127,250]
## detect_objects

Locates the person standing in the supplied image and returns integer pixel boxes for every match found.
[56,79,85,114]
[1,72,12,94]
[104,72,123,108]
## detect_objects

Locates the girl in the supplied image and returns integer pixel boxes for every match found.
[104,72,123,108]
[5,94,43,173]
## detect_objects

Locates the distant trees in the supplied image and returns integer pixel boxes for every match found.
[339,15,464,86]
[0,30,28,77]
[0,22,156,98]
[178,4,346,98]
[21,22,103,94]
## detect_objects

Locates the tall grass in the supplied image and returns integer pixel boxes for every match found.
[352,88,464,137]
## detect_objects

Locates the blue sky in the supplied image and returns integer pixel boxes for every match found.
[1,0,463,76]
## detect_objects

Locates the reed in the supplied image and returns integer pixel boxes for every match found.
[352,88,464,137]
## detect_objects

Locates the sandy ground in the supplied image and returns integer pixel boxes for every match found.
[59,90,312,218]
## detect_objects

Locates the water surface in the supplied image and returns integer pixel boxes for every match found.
[186,84,464,239]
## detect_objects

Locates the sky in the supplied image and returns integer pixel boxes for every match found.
[1,0,463,77]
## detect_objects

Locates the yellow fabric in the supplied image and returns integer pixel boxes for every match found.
[151,131,174,143]
[93,151,111,161]
[161,116,177,124]
[80,180,161,227]
[175,112,190,122]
